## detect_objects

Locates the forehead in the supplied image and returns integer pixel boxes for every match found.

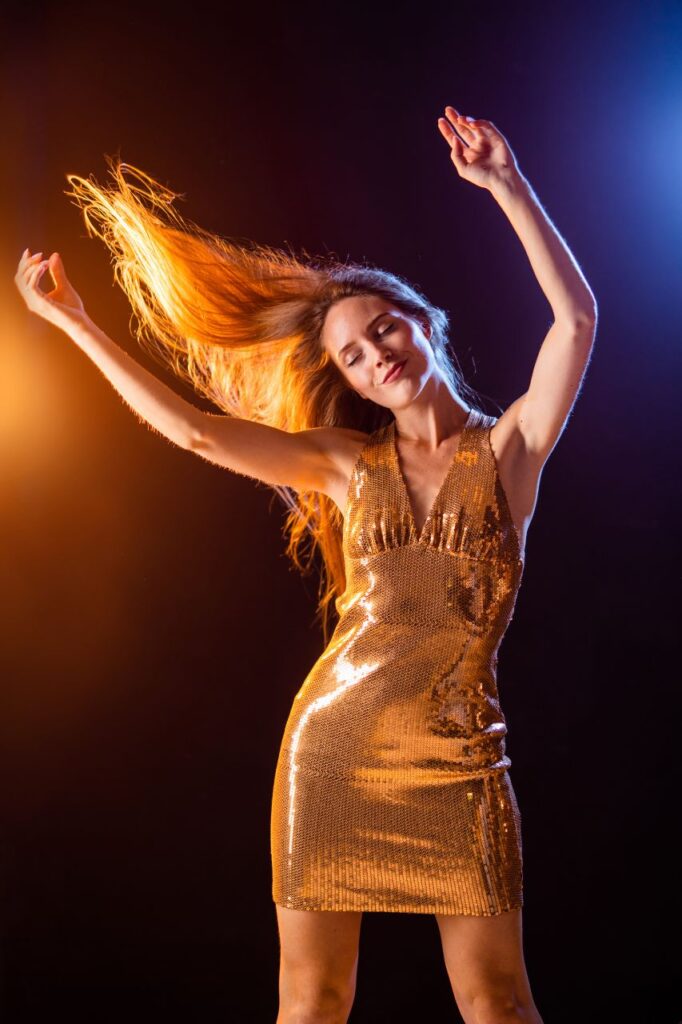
[322,295,398,355]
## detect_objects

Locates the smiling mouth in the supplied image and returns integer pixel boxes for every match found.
[382,359,407,384]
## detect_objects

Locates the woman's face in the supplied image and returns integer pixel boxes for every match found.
[321,294,435,410]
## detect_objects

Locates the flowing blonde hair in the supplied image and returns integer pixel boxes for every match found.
[64,158,488,643]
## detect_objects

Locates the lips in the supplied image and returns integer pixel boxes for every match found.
[382,359,407,384]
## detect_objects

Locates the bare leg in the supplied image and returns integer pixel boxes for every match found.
[274,905,363,1024]
[435,908,543,1023]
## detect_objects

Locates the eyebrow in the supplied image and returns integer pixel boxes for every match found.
[337,312,391,360]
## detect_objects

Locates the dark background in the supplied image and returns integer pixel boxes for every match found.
[1,0,680,1021]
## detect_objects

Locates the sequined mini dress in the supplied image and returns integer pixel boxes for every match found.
[270,408,525,915]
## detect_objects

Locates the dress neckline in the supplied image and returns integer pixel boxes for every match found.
[390,408,475,544]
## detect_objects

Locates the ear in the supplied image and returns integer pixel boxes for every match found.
[421,318,432,340]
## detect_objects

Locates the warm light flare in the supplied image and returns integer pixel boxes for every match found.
[0,286,72,472]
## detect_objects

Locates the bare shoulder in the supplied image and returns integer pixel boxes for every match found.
[306,424,373,514]
[489,394,548,558]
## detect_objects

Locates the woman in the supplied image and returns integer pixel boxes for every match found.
[14,106,596,1023]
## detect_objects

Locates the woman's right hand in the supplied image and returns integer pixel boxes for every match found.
[14,248,87,329]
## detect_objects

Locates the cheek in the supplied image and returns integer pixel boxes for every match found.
[341,367,363,392]
[412,342,433,370]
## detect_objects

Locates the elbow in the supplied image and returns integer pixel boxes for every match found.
[572,314,598,355]
[577,302,598,326]
[556,291,598,330]
[557,303,598,336]
[185,422,208,452]
[185,410,212,452]
[573,291,599,327]
[186,429,208,452]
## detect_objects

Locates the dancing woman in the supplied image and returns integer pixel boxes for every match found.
[14,106,596,1024]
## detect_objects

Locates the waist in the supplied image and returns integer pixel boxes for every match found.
[279,742,512,785]
[335,548,521,630]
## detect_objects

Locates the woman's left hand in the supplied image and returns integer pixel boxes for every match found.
[437,106,521,192]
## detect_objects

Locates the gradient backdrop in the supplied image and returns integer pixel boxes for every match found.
[1,0,680,1021]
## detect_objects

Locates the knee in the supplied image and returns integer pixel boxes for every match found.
[277,976,356,1024]
[468,989,539,1024]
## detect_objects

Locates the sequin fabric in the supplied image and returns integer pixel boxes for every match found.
[270,408,526,914]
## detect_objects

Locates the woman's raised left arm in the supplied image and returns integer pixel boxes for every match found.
[438,106,597,463]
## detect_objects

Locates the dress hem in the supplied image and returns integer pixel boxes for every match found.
[272,896,524,916]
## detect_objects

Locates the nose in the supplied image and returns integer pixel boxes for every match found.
[374,341,394,365]
[375,349,401,384]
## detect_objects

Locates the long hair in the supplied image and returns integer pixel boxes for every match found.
[64,158,491,644]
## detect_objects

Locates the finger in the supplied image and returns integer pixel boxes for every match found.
[27,261,49,289]
[22,252,44,278]
[23,255,47,283]
[445,105,473,134]
[49,252,64,276]
[51,257,69,291]
[25,263,41,289]
[14,258,35,289]
[452,116,477,141]
[438,115,467,149]
[448,120,475,143]
[438,117,466,163]
[466,117,499,142]
[449,136,467,170]
[437,116,457,142]
[472,119,496,138]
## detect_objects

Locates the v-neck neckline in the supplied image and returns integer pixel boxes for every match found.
[390,408,474,544]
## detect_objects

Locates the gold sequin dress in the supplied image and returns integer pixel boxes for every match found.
[270,408,525,914]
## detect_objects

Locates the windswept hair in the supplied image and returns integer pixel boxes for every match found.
[64,157,488,643]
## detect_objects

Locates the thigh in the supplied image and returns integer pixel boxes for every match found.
[275,905,363,989]
[435,908,535,1010]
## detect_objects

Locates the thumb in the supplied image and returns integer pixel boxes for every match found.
[49,252,66,281]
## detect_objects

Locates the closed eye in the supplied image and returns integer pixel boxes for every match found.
[347,324,394,366]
